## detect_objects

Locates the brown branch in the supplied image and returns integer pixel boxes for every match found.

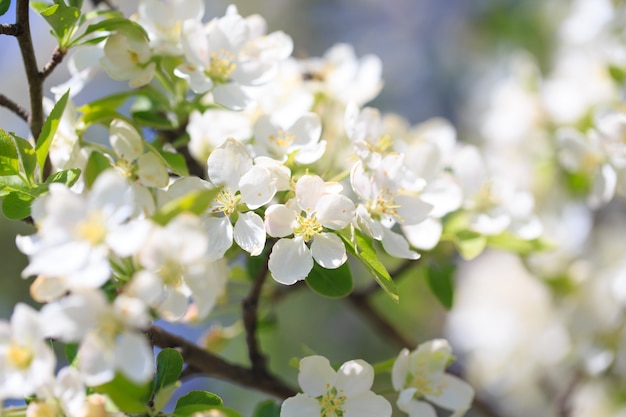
[16,0,44,140]
[0,93,29,122]
[40,46,66,80]
[242,251,270,372]
[347,291,414,349]
[557,371,582,417]
[148,324,297,399]
[0,23,22,36]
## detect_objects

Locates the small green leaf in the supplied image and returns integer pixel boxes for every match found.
[305,261,353,298]
[67,0,83,9]
[154,348,183,393]
[45,168,81,187]
[152,381,181,413]
[9,132,37,182]
[84,151,112,189]
[93,373,152,414]
[80,17,148,40]
[424,261,455,310]
[338,227,399,302]
[252,400,281,417]
[144,142,189,177]
[174,391,223,417]
[78,91,136,115]
[609,65,626,84]
[152,187,221,226]
[454,230,487,260]
[0,129,20,177]
[0,175,31,196]
[65,343,78,365]
[32,2,80,45]
[2,191,35,220]
[487,231,554,255]
[36,90,69,179]
[0,0,11,17]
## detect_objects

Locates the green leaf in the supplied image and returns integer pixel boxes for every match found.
[67,0,83,9]
[84,151,112,189]
[305,261,353,298]
[2,191,35,220]
[144,142,189,177]
[174,391,223,417]
[152,381,181,413]
[454,230,487,260]
[0,175,31,196]
[78,91,136,115]
[79,17,148,40]
[338,227,399,302]
[45,168,81,187]
[131,95,177,130]
[93,373,152,414]
[424,261,455,310]
[36,90,69,179]
[65,343,78,365]
[609,65,626,84]
[0,0,10,17]
[9,132,37,182]
[0,129,20,177]
[487,231,554,255]
[31,2,80,45]
[252,400,281,417]
[152,187,221,226]
[154,348,183,393]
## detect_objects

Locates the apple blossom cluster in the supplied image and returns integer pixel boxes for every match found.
[0,0,572,416]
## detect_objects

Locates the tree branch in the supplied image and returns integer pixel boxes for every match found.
[0,23,22,36]
[40,46,66,80]
[242,251,270,372]
[15,0,44,140]
[148,324,297,399]
[0,93,30,122]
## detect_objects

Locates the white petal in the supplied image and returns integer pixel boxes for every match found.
[397,390,437,417]
[137,152,169,188]
[298,355,335,397]
[344,391,392,417]
[110,119,143,162]
[114,332,154,384]
[280,394,320,417]
[264,204,296,238]
[239,166,276,208]
[315,194,355,230]
[207,138,253,190]
[203,216,234,260]
[290,113,322,147]
[268,237,312,285]
[392,349,410,391]
[78,333,115,386]
[310,233,347,269]
[234,212,266,255]
[402,218,443,251]
[395,195,433,225]
[158,289,190,322]
[213,83,251,110]
[425,373,474,414]
[381,228,420,260]
[335,359,374,396]
[296,175,325,214]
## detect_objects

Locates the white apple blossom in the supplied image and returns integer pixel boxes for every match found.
[392,339,474,417]
[206,138,290,257]
[39,289,153,386]
[344,102,392,168]
[265,175,355,285]
[0,304,55,400]
[253,112,325,164]
[27,366,86,417]
[175,5,292,110]
[109,119,169,188]
[186,109,252,162]
[15,170,151,301]
[100,31,156,88]
[134,214,228,321]
[281,355,391,417]
[137,0,205,55]
[300,43,383,106]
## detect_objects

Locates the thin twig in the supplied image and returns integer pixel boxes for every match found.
[40,46,66,80]
[242,251,270,372]
[15,0,44,140]
[148,324,297,399]
[0,23,22,36]
[0,94,30,122]
[557,371,582,417]
[347,291,414,349]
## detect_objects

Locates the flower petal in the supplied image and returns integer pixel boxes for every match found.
[335,359,374,397]
[268,237,312,285]
[234,212,266,256]
[310,233,347,269]
[298,356,335,397]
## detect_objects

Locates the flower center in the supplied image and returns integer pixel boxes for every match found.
[158,258,184,288]
[293,213,322,242]
[6,342,34,369]
[319,386,347,417]
[76,212,107,246]
[207,49,237,84]
[365,134,394,154]
[213,189,240,216]
[370,188,403,222]
[268,129,296,149]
